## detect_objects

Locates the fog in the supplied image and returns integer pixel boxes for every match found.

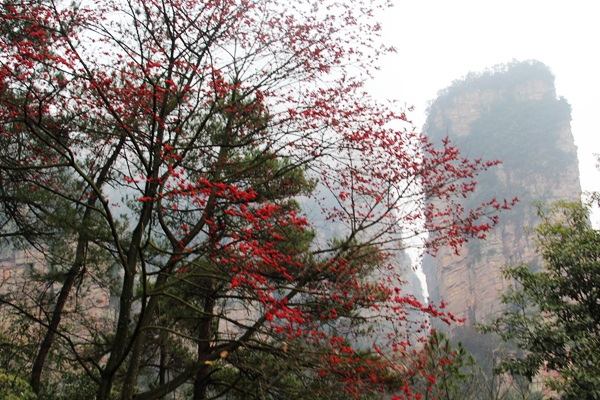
[369,0,600,224]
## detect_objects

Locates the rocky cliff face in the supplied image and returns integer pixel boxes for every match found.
[422,61,581,343]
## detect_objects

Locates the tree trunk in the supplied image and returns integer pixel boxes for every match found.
[30,135,125,393]
[193,290,215,400]
[30,236,88,393]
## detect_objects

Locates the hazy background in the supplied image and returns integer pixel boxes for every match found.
[369,0,600,222]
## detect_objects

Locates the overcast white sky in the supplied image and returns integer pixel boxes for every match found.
[369,0,600,221]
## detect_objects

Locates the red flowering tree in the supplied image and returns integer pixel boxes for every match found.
[0,0,510,398]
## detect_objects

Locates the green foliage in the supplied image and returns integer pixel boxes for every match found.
[0,372,37,400]
[409,330,476,400]
[480,201,600,399]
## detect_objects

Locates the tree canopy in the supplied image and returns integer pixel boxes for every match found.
[0,0,507,399]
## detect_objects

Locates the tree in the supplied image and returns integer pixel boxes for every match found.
[480,201,600,399]
[405,329,476,400]
[0,0,509,399]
